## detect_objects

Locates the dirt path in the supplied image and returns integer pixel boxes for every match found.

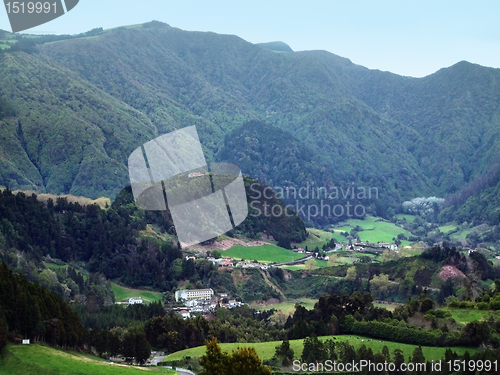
[259,269,286,298]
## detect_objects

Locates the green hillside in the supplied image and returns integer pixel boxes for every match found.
[0,344,176,375]
[0,22,497,224]
[110,283,163,304]
[165,335,478,363]
[222,244,303,263]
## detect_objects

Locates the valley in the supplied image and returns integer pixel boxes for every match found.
[1,19,500,375]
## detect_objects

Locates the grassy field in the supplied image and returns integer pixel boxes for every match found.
[251,298,317,316]
[0,344,176,375]
[331,216,411,244]
[281,258,330,271]
[355,221,411,244]
[166,335,479,363]
[223,244,303,263]
[43,262,68,271]
[450,229,472,242]
[293,228,346,249]
[439,225,458,234]
[111,283,163,304]
[447,308,500,323]
[396,214,416,223]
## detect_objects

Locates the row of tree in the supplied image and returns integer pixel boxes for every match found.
[0,262,85,350]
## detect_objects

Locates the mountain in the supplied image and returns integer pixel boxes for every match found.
[0,21,499,220]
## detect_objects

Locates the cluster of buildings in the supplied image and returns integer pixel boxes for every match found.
[115,297,144,305]
[173,288,244,319]
[346,241,398,252]
[206,256,271,270]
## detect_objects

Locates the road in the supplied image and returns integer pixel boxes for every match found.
[152,356,196,375]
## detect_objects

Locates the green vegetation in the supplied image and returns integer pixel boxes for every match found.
[395,214,417,223]
[1,24,499,229]
[197,337,272,375]
[280,258,330,271]
[251,298,317,316]
[223,244,303,263]
[295,228,341,249]
[166,335,478,362]
[110,283,163,304]
[447,308,500,323]
[348,217,411,243]
[0,344,174,374]
[439,225,458,234]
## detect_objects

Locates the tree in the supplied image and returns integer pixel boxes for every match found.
[301,335,326,362]
[393,349,405,375]
[134,331,152,365]
[199,337,272,375]
[274,339,294,366]
[230,346,273,375]
[304,259,316,273]
[411,346,426,375]
[199,337,229,375]
[346,266,357,281]
[369,273,395,299]
[0,310,7,355]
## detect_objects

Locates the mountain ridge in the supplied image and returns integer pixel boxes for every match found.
[0,22,498,218]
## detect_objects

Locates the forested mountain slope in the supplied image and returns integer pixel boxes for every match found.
[0,21,499,217]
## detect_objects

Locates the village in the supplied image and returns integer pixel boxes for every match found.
[113,240,403,319]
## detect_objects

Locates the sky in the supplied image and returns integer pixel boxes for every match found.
[1,0,499,77]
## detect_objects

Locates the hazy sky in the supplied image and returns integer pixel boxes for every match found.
[1,0,499,77]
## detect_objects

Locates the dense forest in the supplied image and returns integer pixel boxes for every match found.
[0,177,305,290]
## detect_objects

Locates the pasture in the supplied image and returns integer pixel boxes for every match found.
[166,334,479,363]
[0,344,175,374]
[111,283,163,304]
[223,244,303,263]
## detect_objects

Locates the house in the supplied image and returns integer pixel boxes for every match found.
[378,242,390,248]
[175,288,214,302]
[188,172,205,178]
[128,297,143,305]
[185,256,196,261]
[220,260,233,267]
[179,310,191,319]
[390,244,398,251]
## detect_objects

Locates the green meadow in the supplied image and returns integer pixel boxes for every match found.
[295,228,347,249]
[439,225,458,234]
[396,214,417,223]
[166,335,479,363]
[281,258,330,271]
[450,228,472,242]
[111,283,163,304]
[331,216,411,244]
[251,298,318,316]
[223,244,303,263]
[446,308,500,323]
[0,344,176,374]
